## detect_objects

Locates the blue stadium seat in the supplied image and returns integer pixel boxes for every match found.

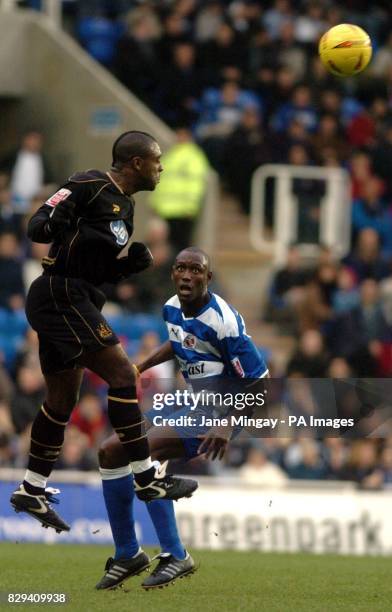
[107,314,168,342]
[77,17,124,65]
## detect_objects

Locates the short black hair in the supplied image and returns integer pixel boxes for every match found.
[176,247,211,271]
[111,130,157,169]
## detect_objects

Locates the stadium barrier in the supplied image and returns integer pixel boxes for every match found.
[250,164,351,265]
[1,469,390,555]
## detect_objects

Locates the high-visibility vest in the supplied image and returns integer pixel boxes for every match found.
[149,142,210,219]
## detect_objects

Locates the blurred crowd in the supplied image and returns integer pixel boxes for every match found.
[69,0,392,215]
[0,0,391,487]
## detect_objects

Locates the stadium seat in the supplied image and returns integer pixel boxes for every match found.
[77,17,124,65]
[106,314,168,342]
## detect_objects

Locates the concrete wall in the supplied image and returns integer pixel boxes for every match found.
[0,12,27,97]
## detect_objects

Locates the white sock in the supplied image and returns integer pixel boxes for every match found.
[24,470,47,490]
[99,465,132,480]
[130,457,154,474]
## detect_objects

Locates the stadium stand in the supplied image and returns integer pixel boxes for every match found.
[0,0,391,490]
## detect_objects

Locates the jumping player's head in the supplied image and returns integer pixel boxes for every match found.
[111,131,163,192]
[172,247,212,312]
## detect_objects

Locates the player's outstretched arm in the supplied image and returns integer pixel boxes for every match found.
[137,340,174,374]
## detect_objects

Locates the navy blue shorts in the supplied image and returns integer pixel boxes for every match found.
[145,405,239,460]
[26,275,119,374]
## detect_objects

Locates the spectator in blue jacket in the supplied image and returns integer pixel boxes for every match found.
[272,84,318,133]
[352,177,392,255]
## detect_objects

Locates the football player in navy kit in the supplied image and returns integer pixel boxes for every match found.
[10,132,197,542]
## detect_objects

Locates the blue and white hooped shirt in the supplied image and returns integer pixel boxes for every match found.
[163,292,269,382]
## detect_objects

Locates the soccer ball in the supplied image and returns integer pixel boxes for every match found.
[318,24,372,77]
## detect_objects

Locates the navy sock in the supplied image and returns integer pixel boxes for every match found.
[101,474,139,560]
[146,499,186,560]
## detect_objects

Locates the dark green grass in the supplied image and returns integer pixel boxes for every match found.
[0,543,390,611]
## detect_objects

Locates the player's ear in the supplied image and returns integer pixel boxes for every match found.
[207,271,212,283]
[132,156,143,171]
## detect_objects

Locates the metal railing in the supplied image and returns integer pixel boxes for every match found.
[195,170,219,255]
[250,164,351,265]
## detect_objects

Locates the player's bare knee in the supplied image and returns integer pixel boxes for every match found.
[98,439,117,468]
[99,438,127,469]
[98,444,110,468]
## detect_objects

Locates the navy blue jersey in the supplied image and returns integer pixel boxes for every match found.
[28,170,135,285]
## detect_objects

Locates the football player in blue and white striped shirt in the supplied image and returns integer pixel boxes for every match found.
[95,247,269,590]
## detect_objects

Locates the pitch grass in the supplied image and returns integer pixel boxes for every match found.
[0,543,391,612]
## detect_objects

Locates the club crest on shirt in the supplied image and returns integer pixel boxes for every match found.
[183,334,196,349]
[110,220,128,246]
[97,322,113,339]
[45,188,72,208]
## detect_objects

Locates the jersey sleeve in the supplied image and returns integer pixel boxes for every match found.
[218,312,269,379]
[27,181,89,243]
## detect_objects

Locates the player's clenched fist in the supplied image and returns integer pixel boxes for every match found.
[46,200,76,237]
[127,242,153,273]
[197,424,233,461]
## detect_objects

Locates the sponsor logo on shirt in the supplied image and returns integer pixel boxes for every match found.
[45,188,72,208]
[187,362,205,376]
[231,357,245,377]
[110,220,128,246]
[112,203,120,213]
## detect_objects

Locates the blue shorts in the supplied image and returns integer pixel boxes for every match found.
[145,406,212,460]
[145,405,239,460]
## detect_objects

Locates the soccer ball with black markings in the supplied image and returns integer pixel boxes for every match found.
[318,24,372,77]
